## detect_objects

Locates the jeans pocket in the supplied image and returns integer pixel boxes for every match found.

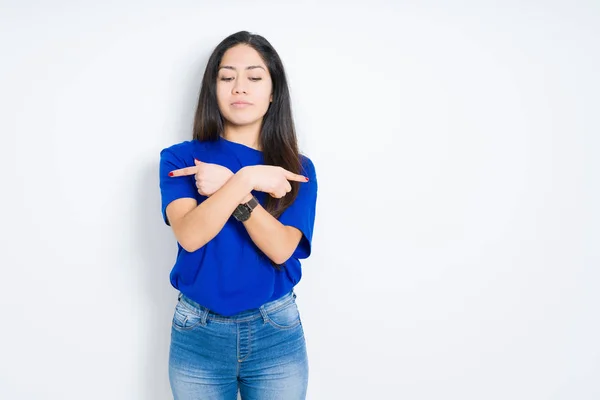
[172,301,203,330]
[265,300,302,330]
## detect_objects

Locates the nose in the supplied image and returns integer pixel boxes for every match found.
[233,79,248,94]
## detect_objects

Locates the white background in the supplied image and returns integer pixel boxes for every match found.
[1,0,598,399]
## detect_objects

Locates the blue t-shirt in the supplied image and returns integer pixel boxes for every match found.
[159,137,318,316]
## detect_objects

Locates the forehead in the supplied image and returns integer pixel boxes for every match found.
[219,45,268,71]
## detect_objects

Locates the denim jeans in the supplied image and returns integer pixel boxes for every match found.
[169,290,309,399]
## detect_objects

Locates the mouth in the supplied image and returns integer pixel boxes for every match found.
[231,102,252,108]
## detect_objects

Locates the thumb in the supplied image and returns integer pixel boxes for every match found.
[194,158,204,166]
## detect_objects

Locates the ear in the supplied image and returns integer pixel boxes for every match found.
[270,93,273,102]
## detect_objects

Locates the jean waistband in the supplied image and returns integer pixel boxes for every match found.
[178,290,296,323]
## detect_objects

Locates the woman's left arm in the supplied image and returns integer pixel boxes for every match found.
[242,158,318,265]
[242,207,304,265]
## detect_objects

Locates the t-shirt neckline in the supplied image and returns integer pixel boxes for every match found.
[219,136,262,154]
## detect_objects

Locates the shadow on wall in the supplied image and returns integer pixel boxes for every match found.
[135,160,179,400]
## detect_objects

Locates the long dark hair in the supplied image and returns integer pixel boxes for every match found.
[193,31,301,219]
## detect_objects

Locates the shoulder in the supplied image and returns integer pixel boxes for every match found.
[160,140,195,160]
[299,154,317,181]
[160,140,217,166]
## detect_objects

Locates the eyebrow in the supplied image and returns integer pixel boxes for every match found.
[218,65,266,71]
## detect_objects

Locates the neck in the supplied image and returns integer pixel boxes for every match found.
[222,121,262,151]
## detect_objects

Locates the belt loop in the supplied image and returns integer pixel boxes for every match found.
[200,308,209,326]
[259,305,269,324]
[178,292,183,301]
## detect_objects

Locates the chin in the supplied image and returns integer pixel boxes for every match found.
[226,118,261,127]
[224,113,266,126]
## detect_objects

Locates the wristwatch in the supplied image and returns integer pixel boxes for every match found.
[232,196,259,222]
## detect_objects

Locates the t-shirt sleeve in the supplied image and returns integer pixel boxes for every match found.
[277,156,318,259]
[159,147,198,226]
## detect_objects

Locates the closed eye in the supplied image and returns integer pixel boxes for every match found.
[219,77,262,82]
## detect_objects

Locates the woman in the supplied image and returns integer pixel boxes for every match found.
[159,31,318,399]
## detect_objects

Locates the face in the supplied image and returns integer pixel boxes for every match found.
[216,44,273,128]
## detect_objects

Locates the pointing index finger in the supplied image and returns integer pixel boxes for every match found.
[169,166,199,177]
[285,170,309,182]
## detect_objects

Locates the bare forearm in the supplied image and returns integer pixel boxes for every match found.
[176,172,251,252]
[242,206,301,264]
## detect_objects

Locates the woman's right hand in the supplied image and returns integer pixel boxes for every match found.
[242,166,308,198]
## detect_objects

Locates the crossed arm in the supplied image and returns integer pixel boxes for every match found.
[165,161,306,264]
[241,203,303,264]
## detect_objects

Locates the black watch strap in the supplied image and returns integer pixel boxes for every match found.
[246,196,259,210]
[232,196,259,222]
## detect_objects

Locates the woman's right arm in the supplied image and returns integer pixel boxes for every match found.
[166,170,252,252]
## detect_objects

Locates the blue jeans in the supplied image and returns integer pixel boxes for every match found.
[169,290,309,399]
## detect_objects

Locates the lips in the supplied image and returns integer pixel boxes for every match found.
[231,101,252,109]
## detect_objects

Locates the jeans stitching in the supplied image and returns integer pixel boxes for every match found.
[265,302,302,330]
[172,303,204,331]
[237,323,253,363]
